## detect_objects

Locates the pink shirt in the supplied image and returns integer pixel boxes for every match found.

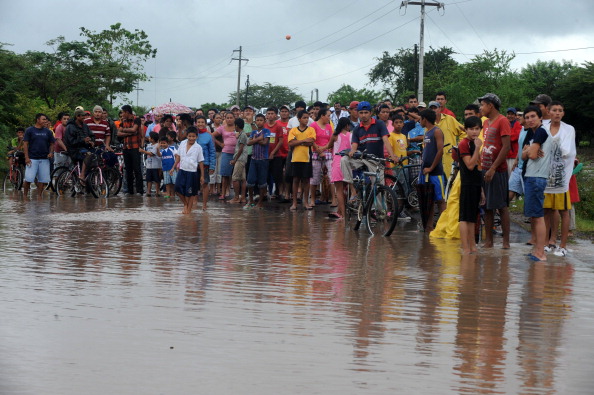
[54,123,66,152]
[218,126,237,154]
[311,121,333,151]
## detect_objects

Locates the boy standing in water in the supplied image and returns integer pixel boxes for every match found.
[157,137,177,198]
[458,116,483,254]
[245,114,271,208]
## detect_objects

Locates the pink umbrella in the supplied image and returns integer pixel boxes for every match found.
[153,102,192,116]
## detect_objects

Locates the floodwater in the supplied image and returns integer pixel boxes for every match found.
[1,194,594,395]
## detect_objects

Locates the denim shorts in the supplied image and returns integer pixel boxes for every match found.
[524,177,547,218]
[24,159,50,183]
[247,159,268,189]
[508,166,524,195]
[163,170,177,185]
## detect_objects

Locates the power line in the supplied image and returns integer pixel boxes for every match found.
[248,0,394,60]
[248,15,421,71]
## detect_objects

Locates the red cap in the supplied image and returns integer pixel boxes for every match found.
[349,101,359,109]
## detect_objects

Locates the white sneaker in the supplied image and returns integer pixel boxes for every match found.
[544,244,557,253]
[554,247,567,257]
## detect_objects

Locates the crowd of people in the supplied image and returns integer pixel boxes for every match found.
[8,91,581,260]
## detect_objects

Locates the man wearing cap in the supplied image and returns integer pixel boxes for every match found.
[478,93,511,249]
[505,107,522,177]
[530,94,552,125]
[229,105,241,119]
[418,102,427,110]
[435,91,456,118]
[65,108,95,182]
[428,100,465,174]
[347,101,359,130]
[84,105,112,151]
[340,101,398,185]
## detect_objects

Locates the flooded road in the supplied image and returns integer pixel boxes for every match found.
[1,194,594,394]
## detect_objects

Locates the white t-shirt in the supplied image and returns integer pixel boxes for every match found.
[177,139,204,172]
[287,115,313,129]
[145,143,162,169]
[545,121,576,193]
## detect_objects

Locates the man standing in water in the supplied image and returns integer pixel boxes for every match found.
[479,93,511,249]
[22,113,55,197]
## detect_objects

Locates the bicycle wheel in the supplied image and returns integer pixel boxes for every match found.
[365,185,398,237]
[392,181,406,215]
[3,167,23,192]
[408,177,419,208]
[352,184,366,231]
[104,167,122,196]
[48,166,69,193]
[88,169,109,198]
[55,170,75,196]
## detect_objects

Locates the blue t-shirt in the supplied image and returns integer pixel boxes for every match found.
[24,126,55,159]
[160,146,177,171]
[406,122,424,152]
[351,119,389,157]
[250,128,271,160]
[197,131,216,167]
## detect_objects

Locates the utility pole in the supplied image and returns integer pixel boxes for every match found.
[232,46,249,107]
[134,81,144,108]
[245,75,250,108]
[310,88,319,103]
[400,1,444,102]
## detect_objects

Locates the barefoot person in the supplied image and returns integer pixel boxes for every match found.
[288,110,316,210]
[478,93,511,249]
[173,127,204,214]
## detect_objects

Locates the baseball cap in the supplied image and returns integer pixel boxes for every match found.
[418,101,427,108]
[75,105,84,111]
[243,105,255,111]
[428,101,440,108]
[74,109,86,117]
[349,101,360,109]
[229,105,240,111]
[279,104,290,111]
[506,107,517,114]
[530,94,552,106]
[357,101,372,111]
[478,93,502,108]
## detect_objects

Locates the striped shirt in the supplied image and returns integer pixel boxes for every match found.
[84,118,110,146]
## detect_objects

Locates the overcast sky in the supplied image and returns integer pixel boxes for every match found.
[2,0,594,109]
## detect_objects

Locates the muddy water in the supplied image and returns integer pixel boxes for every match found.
[1,194,594,394]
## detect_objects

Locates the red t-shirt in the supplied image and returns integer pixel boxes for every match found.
[506,120,522,159]
[481,114,511,172]
[266,121,284,157]
[54,123,66,153]
[277,120,289,158]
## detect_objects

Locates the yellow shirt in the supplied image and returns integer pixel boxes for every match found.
[388,132,408,165]
[289,126,316,162]
[436,113,466,172]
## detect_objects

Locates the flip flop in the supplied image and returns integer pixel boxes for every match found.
[527,253,542,262]
[305,206,314,210]
[328,212,343,219]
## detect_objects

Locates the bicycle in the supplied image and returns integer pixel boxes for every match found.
[3,150,24,192]
[384,154,422,214]
[103,145,123,196]
[340,151,399,237]
[55,150,109,198]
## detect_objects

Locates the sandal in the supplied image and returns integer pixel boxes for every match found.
[328,212,343,219]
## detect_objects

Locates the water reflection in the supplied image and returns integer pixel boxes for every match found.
[0,195,591,394]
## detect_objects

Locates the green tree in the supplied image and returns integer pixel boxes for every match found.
[520,59,575,99]
[229,82,302,109]
[80,23,157,105]
[327,84,382,106]
[200,102,230,111]
[368,46,457,103]
[554,61,594,142]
